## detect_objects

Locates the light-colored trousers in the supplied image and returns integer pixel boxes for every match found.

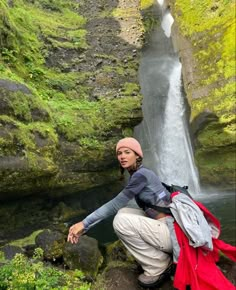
[113,207,173,277]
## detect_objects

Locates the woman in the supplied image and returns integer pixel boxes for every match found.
[67,137,173,288]
[67,137,236,290]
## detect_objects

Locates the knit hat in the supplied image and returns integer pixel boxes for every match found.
[116,137,143,158]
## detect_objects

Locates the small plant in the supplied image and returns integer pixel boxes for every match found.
[0,248,91,290]
[1,48,18,63]
[32,247,44,260]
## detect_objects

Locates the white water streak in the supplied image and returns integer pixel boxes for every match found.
[158,62,200,193]
[161,10,174,37]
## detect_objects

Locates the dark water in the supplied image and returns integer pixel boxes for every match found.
[195,191,236,245]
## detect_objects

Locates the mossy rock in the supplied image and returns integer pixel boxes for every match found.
[92,263,141,290]
[63,235,103,278]
[0,244,24,261]
[9,230,44,248]
[35,229,65,260]
[105,240,135,263]
[0,79,50,122]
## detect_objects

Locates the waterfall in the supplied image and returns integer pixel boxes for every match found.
[134,1,200,194]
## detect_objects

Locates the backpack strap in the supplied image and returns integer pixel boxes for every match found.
[136,197,172,215]
[136,182,191,216]
[145,202,172,215]
[144,183,191,215]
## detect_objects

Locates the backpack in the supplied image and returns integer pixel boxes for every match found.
[143,182,192,215]
[161,182,192,198]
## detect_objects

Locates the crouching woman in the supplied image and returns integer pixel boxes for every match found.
[67,137,173,288]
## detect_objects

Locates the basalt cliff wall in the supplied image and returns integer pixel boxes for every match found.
[170,0,235,190]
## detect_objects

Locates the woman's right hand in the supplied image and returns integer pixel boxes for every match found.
[67,221,85,244]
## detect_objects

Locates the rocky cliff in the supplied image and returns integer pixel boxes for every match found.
[170,0,235,190]
[0,0,144,200]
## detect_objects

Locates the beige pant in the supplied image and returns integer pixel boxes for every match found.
[113,207,173,277]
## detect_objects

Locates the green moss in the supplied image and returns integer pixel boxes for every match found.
[112,8,140,18]
[9,92,39,122]
[122,128,133,137]
[0,114,58,175]
[0,0,87,79]
[142,16,159,34]
[48,94,142,142]
[139,0,158,35]
[174,0,234,35]
[0,0,143,173]
[0,250,6,262]
[191,82,235,121]
[173,0,235,93]
[197,121,235,149]
[196,146,236,187]
[172,0,236,188]
[140,0,155,10]
[122,82,140,96]
[9,230,43,247]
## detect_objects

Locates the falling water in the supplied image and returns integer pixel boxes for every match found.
[134,1,200,194]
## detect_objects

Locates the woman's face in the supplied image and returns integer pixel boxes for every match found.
[117,147,138,170]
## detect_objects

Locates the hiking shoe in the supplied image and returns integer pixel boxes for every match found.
[138,264,173,288]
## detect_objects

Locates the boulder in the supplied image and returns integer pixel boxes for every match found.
[0,244,24,261]
[35,229,65,260]
[63,235,103,278]
[105,240,134,263]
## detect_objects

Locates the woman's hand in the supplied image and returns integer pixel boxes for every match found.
[67,221,85,244]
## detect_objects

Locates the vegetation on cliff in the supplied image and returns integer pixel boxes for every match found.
[0,0,144,196]
[0,0,142,144]
[171,0,235,188]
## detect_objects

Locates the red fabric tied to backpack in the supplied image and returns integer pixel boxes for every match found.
[173,199,236,290]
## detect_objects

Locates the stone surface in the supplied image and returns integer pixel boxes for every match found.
[35,229,65,260]
[63,235,103,277]
[0,244,24,261]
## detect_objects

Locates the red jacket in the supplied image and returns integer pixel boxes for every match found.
[173,200,236,290]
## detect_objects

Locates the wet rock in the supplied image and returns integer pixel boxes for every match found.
[218,255,236,285]
[0,79,31,94]
[31,107,50,122]
[93,265,142,290]
[105,240,133,263]
[0,244,24,260]
[50,201,85,223]
[94,242,236,290]
[35,229,65,261]
[63,235,103,277]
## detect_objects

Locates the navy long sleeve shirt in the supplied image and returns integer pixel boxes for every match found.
[83,166,171,231]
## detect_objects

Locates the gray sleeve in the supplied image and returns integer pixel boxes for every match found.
[82,191,131,231]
